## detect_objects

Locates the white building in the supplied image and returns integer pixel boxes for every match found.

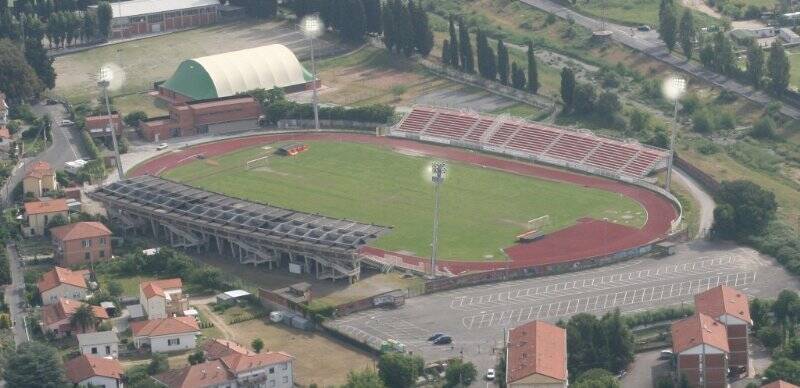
[139,278,188,319]
[131,316,200,353]
[78,331,120,359]
[64,355,124,388]
[37,267,90,305]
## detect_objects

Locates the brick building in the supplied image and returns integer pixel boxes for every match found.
[84,113,123,139]
[506,320,568,388]
[50,221,113,266]
[671,313,730,388]
[139,95,261,141]
[694,285,752,374]
[23,198,68,237]
[91,0,219,40]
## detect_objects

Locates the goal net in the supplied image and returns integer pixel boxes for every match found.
[528,215,551,230]
[245,155,270,170]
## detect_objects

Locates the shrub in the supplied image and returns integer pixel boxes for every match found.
[751,116,776,139]
[692,110,714,133]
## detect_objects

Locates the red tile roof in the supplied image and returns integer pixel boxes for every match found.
[131,316,199,337]
[671,313,730,354]
[762,380,800,388]
[64,355,123,383]
[506,321,567,383]
[153,359,233,388]
[24,161,54,179]
[24,198,68,215]
[41,298,109,327]
[140,278,183,299]
[220,351,293,374]
[203,338,254,360]
[694,285,752,325]
[50,221,112,241]
[37,266,89,293]
[0,126,9,140]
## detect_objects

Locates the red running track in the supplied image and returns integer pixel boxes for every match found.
[130,132,678,274]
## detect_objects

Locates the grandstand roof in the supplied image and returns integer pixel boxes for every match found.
[161,45,314,101]
[90,175,389,253]
[99,0,219,19]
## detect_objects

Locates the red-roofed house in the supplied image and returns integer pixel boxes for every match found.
[41,298,110,337]
[64,354,124,388]
[762,380,800,388]
[84,113,122,139]
[203,338,254,360]
[37,266,90,305]
[22,161,58,198]
[22,198,68,237]
[131,316,200,353]
[50,221,113,266]
[153,348,294,388]
[671,313,730,388]
[506,320,567,387]
[695,285,752,373]
[139,278,187,319]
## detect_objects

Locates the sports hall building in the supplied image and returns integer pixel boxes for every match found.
[91,0,220,40]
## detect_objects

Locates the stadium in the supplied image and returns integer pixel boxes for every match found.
[90,106,682,283]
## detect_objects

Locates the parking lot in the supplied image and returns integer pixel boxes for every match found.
[326,241,799,377]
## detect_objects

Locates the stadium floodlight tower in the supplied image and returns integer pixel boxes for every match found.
[429,161,447,278]
[301,14,323,131]
[662,74,686,193]
[98,66,125,180]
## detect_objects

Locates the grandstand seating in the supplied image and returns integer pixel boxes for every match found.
[392,106,669,179]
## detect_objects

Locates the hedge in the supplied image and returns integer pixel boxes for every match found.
[623,305,694,328]
[263,101,394,125]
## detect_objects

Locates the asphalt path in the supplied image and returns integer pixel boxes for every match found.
[327,240,800,376]
[517,0,800,119]
[3,244,29,346]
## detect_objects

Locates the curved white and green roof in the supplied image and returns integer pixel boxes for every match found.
[161,44,314,101]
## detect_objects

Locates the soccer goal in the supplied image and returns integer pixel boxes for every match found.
[245,155,271,170]
[528,215,551,230]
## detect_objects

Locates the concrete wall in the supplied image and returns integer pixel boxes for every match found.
[78,375,121,388]
[80,342,119,358]
[42,284,87,305]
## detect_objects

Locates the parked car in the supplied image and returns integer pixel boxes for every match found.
[659,350,674,360]
[59,119,75,127]
[433,336,452,345]
[428,333,445,342]
[486,369,496,380]
[156,143,169,150]
[637,25,651,31]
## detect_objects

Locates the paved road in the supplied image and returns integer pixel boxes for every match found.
[327,241,799,376]
[1,102,86,205]
[517,0,800,119]
[3,244,29,346]
[674,168,716,239]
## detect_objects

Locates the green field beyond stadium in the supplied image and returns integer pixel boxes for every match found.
[162,141,646,261]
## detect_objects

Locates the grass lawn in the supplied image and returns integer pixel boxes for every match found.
[163,140,646,260]
[96,274,155,298]
[574,0,719,28]
[788,49,800,90]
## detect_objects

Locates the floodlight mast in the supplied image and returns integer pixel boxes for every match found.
[430,161,447,277]
[98,68,125,180]
[663,75,686,193]
[301,15,322,131]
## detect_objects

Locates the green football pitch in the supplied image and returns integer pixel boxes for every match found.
[162,141,646,261]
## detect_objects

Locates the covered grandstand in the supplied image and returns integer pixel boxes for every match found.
[156,44,315,103]
[88,175,389,282]
[391,106,670,180]
[90,0,220,40]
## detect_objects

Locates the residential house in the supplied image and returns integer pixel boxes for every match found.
[506,320,568,388]
[41,298,110,337]
[671,313,730,388]
[37,266,90,305]
[0,91,7,125]
[762,381,800,388]
[131,317,200,353]
[153,344,294,388]
[77,331,120,359]
[51,221,113,266]
[694,285,752,374]
[203,338,253,360]
[139,278,188,319]
[64,355,124,388]
[23,198,68,237]
[22,161,58,198]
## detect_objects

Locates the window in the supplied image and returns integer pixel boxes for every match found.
[84,252,91,261]
[282,363,287,370]
[99,237,106,245]
[91,347,98,354]
[269,367,274,374]
[99,250,105,258]
[168,338,181,346]
[82,239,92,248]
[282,376,288,383]
[44,215,49,223]
[105,345,111,355]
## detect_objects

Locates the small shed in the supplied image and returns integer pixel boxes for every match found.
[654,242,677,257]
[127,304,145,319]
[215,289,252,303]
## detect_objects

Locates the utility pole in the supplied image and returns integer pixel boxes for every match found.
[663,76,686,193]
[301,14,322,131]
[98,69,125,180]
[430,161,447,278]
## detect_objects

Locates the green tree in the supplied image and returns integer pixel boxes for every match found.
[495,353,506,388]
[252,338,264,353]
[774,290,800,325]
[409,0,433,57]
[712,31,735,75]
[746,39,765,88]
[340,0,366,42]
[70,303,97,332]
[678,9,695,59]
[712,180,777,240]
[377,352,423,388]
[447,15,459,68]
[560,67,576,113]
[123,111,148,127]
[692,109,713,133]
[442,39,451,66]
[764,357,800,384]
[363,0,382,35]
[396,0,414,57]
[572,368,620,388]
[0,38,44,101]
[602,309,634,373]
[107,280,124,297]
[629,108,651,132]
[566,313,606,377]
[768,40,790,95]
[458,18,474,73]
[24,38,56,89]
[444,359,477,388]
[344,368,386,388]
[2,342,67,387]
[476,29,496,80]
[658,0,678,51]
[574,83,597,115]
[381,0,396,52]
[148,353,169,375]
[527,41,539,94]
[511,62,526,90]
[751,116,776,139]
[497,39,509,85]
[751,298,772,330]
[597,91,621,119]
[96,1,112,41]
[188,350,205,365]
[656,376,675,388]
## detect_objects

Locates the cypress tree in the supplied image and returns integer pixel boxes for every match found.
[381,0,396,52]
[448,16,459,68]
[511,62,526,90]
[560,67,576,112]
[768,40,790,95]
[527,41,539,94]
[476,30,495,80]
[497,39,509,85]
[678,8,694,59]
[458,18,474,73]
[363,0,382,35]
[658,0,678,52]
[442,39,450,66]
[340,0,366,42]
[398,1,415,57]
[410,0,433,57]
